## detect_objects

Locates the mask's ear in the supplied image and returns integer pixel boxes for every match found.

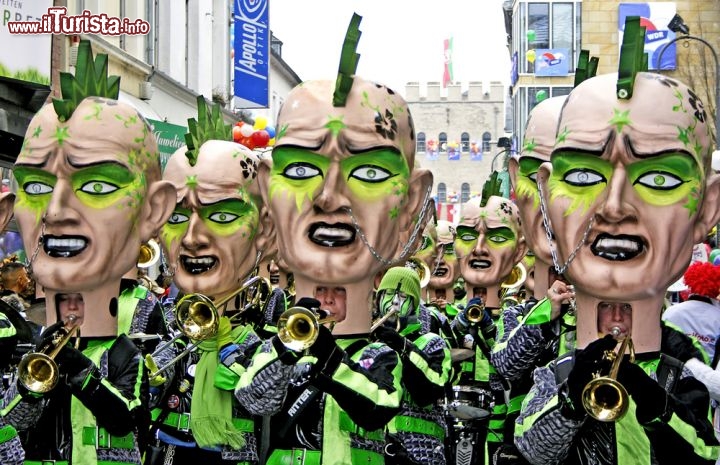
[693,173,720,243]
[508,156,520,191]
[139,180,176,241]
[254,159,276,260]
[400,168,433,232]
[0,192,15,231]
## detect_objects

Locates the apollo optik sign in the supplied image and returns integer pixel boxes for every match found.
[233,0,269,108]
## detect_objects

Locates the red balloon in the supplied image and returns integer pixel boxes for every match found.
[232,125,243,141]
[251,130,270,148]
[240,136,255,150]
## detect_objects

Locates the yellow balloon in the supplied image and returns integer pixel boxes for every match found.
[267,137,275,146]
[525,49,536,63]
[254,116,268,130]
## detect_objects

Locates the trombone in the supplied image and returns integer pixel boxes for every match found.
[405,257,431,288]
[581,327,634,422]
[277,306,335,352]
[137,239,161,268]
[147,275,271,379]
[17,315,80,394]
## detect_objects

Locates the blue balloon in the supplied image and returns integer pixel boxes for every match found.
[714,256,720,266]
[265,125,276,138]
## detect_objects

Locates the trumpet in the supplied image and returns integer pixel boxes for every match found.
[277,306,335,352]
[147,275,271,379]
[581,328,634,422]
[17,315,80,394]
[465,302,486,324]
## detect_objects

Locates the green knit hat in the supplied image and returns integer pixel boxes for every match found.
[378,266,421,310]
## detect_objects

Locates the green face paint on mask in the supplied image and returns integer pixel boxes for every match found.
[14,162,143,222]
[485,226,517,250]
[548,152,614,215]
[515,157,544,207]
[625,153,702,213]
[441,242,457,263]
[162,198,258,242]
[454,226,479,257]
[270,146,410,219]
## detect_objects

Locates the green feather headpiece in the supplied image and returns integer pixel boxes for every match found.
[333,13,362,107]
[480,171,503,207]
[52,40,120,122]
[574,50,599,88]
[184,95,232,167]
[617,16,648,99]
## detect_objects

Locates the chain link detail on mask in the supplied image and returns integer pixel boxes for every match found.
[343,185,433,267]
[537,178,593,276]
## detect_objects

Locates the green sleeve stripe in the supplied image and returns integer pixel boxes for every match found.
[515,394,560,437]
[0,326,16,338]
[331,362,403,408]
[523,298,552,326]
[667,412,720,459]
[406,348,450,387]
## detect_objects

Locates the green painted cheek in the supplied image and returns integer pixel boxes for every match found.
[548,175,604,216]
[268,172,319,213]
[515,176,540,207]
[487,237,517,250]
[160,225,186,255]
[14,194,47,226]
[634,177,701,208]
[454,240,475,257]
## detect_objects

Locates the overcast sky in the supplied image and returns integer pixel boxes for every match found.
[268,0,511,96]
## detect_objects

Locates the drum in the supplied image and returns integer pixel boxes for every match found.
[445,385,492,420]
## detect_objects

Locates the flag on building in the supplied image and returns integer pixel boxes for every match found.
[443,37,454,88]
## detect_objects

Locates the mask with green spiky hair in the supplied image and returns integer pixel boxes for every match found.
[53,40,120,122]
[184,95,233,167]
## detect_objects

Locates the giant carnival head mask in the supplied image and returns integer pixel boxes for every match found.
[161,98,272,301]
[509,96,567,267]
[454,178,526,291]
[536,72,720,302]
[13,41,175,335]
[428,220,459,290]
[258,77,433,287]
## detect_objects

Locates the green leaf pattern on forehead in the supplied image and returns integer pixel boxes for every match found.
[53,127,70,146]
[325,116,346,137]
[556,126,570,144]
[52,40,120,122]
[608,108,632,133]
[184,96,232,167]
[186,175,198,189]
[522,138,537,153]
[389,206,400,219]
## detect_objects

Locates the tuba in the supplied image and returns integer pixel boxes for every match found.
[138,239,161,268]
[277,306,335,352]
[405,257,431,288]
[581,328,634,422]
[17,315,80,394]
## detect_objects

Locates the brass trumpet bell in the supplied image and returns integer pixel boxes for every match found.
[277,306,334,352]
[17,318,80,394]
[405,257,431,288]
[465,303,485,324]
[138,239,161,268]
[581,333,633,422]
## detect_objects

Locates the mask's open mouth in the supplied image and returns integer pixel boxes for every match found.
[309,222,356,247]
[44,235,87,258]
[469,259,491,270]
[181,255,217,274]
[591,233,644,261]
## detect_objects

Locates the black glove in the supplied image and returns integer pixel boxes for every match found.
[36,320,66,349]
[55,344,95,379]
[566,334,617,418]
[617,359,670,424]
[372,325,412,357]
[309,324,343,373]
[459,298,492,328]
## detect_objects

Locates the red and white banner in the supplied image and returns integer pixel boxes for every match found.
[443,37,454,88]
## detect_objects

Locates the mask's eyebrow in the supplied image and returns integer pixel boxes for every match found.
[347,145,401,156]
[67,158,128,170]
[552,131,614,158]
[624,136,693,160]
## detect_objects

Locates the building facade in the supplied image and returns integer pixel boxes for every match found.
[504,0,719,151]
[405,81,508,222]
